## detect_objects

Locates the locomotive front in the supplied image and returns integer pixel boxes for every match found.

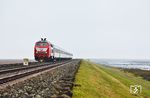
[34,38,51,62]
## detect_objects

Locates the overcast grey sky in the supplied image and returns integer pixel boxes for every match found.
[0,0,150,59]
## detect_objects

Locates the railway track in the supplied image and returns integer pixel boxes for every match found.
[0,62,55,74]
[0,61,64,71]
[0,62,38,70]
[0,60,73,89]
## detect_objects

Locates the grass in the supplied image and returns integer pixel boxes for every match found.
[122,69,150,81]
[72,60,150,98]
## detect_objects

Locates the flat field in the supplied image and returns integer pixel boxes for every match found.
[73,60,150,98]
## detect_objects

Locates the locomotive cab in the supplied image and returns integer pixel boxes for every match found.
[34,38,52,62]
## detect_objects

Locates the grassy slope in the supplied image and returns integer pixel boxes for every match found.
[73,60,150,98]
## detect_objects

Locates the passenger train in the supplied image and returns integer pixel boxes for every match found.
[34,38,73,62]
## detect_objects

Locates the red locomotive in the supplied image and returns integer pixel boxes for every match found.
[34,38,73,62]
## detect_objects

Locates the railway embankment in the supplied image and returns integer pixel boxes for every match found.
[72,60,150,98]
[0,60,80,98]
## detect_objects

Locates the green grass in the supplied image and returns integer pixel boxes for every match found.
[72,60,150,98]
[122,69,150,81]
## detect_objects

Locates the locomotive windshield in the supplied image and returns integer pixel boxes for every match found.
[36,42,48,46]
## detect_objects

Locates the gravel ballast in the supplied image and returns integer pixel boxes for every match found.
[0,60,80,98]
